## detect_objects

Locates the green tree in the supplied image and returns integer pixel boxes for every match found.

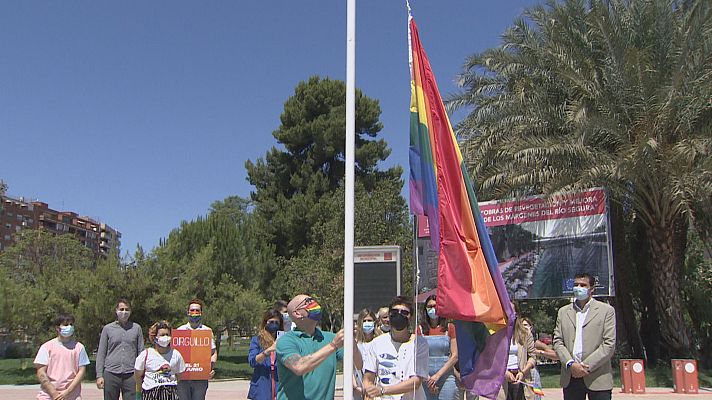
[73,252,127,349]
[448,0,712,358]
[151,196,276,345]
[0,230,97,345]
[683,229,712,368]
[270,178,412,330]
[159,196,276,292]
[246,77,413,326]
[246,76,403,259]
[124,250,179,336]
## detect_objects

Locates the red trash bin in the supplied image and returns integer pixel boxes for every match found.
[672,359,699,394]
[620,359,646,393]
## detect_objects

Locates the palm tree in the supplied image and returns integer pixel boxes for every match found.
[448,0,712,358]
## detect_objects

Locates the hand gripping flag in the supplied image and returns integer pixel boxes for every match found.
[407,14,515,399]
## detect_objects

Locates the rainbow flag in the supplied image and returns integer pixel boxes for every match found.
[522,381,546,397]
[408,15,515,399]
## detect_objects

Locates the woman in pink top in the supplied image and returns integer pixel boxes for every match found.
[34,313,90,400]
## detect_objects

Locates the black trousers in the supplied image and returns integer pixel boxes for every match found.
[563,378,612,400]
[103,371,136,400]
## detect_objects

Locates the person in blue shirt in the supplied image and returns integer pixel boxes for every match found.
[248,309,285,400]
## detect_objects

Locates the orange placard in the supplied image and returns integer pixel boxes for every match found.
[172,329,213,380]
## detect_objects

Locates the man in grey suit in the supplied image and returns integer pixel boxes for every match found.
[553,273,616,400]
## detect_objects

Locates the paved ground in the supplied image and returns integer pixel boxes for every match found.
[1,378,710,399]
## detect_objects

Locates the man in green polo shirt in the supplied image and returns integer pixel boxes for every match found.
[276,294,360,400]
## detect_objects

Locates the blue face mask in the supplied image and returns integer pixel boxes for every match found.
[266,321,280,334]
[573,286,590,301]
[59,325,74,338]
[426,308,438,320]
[362,321,375,334]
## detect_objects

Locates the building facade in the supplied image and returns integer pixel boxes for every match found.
[0,195,121,256]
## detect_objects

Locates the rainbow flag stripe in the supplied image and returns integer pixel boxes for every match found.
[408,15,515,399]
[304,299,321,313]
[523,381,546,397]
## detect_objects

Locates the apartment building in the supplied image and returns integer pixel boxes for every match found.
[0,195,121,256]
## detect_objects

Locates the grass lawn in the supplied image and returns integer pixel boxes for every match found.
[537,362,712,388]
[0,338,254,385]
[0,358,40,385]
[213,338,253,380]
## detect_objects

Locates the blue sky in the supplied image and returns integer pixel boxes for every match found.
[0,1,537,254]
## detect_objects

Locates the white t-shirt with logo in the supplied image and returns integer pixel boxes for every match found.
[134,348,186,390]
[363,334,429,400]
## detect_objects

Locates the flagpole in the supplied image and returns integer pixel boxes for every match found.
[343,0,356,399]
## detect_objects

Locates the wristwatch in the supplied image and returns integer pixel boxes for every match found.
[566,360,574,369]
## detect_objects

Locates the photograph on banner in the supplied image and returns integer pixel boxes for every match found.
[172,329,213,380]
[416,188,614,300]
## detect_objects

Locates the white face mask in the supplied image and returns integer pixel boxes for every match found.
[156,336,171,348]
[116,310,130,322]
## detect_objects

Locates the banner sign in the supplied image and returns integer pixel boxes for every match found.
[416,188,614,299]
[479,189,606,226]
[172,329,212,380]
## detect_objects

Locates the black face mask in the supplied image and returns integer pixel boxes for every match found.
[389,312,409,331]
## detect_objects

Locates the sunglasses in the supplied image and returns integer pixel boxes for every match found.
[295,297,316,310]
[389,309,411,317]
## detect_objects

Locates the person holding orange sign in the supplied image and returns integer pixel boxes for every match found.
[175,299,216,400]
